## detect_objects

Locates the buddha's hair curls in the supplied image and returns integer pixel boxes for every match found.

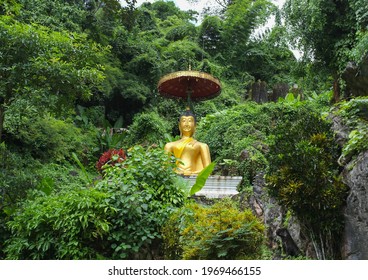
[178,109,196,124]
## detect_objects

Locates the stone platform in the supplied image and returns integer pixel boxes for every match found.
[182,175,242,198]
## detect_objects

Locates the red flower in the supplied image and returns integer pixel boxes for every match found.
[96,148,126,173]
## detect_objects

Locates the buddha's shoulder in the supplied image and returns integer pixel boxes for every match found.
[196,141,208,147]
[164,139,181,148]
[191,140,208,147]
[164,141,174,150]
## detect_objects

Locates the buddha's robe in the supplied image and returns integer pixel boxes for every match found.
[167,137,210,175]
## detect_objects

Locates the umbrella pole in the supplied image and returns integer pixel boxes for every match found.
[186,89,195,113]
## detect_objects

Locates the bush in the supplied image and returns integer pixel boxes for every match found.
[8,115,98,163]
[336,97,368,162]
[4,145,187,259]
[125,111,171,147]
[0,144,87,256]
[195,102,272,188]
[96,148,126,173]
[5,186,113,260]
[93,145,188,259]
[162,198,265,260]
[266,102,347,259]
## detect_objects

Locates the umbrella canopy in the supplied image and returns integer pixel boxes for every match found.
[157,70,221,101]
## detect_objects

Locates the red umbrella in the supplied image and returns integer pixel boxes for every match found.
[157,70,222,101]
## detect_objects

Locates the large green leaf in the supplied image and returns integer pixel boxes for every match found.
[189,162,215,196]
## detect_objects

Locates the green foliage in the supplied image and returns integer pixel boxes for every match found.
[266,102,348,259]
[239,37,297,84]
[162,198,265,260]
[72,152,93,185]
[350,31,368,63]
[221,0,276,76]
[1,0,360,261]
[337,97,368,162]
[189,162,216,196]
[198,15,223,57]
[0,0,21,16]
[0,144,89,196]
[5,186,114,260]
[4,145,187,259]
[195,98,347,259]
[15,0,87,32]
[0,16,106,140]
[217,0,297,85]
[0,145,40,204]
[162,40,207,71]
[0,142,95,258]
[8,115,98,163]
[143,0,197,23]
[348,0,368,64]
[94,145,187,259]
[343,128,368,161]
[164,20,197,42]
[283,0,367,96]
[75,105,106,129]
[96,117,127,152]
[223,0,275,45]
[195,102,271,188]
[125,111,171,147]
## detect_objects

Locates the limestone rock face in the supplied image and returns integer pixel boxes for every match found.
[330,110,368,259]
[343,55,368,98]
[342,150,368,259]
[242,172,315,258]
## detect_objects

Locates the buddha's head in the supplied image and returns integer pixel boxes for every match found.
[179,110,196,137]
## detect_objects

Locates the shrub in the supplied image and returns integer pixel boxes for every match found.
[266,103,348,259]
[125,111,171,147]
[4,145,187,259]
[96,148,126,173]
[195,102,272,188]
[8,115,98,163]
[5,186,113,260]
[162,198,265,260]
[93,145,188,259]
[336,97,368,162]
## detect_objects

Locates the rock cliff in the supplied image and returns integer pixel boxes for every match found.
[342,150,368,259]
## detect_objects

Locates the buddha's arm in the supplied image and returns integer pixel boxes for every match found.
[164,142,173,154]
[200,143,211,168]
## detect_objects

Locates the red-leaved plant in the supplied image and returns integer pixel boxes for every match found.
[96,148,126,173]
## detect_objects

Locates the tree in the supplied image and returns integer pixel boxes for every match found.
[142,0,197,22]
[0,0,21,16]
[15,0,129,42]
[283,0,368,99]
[241,28,297,85]
[218,0,277,80]
[14,0,87,32]
[0,16,107,141]
[198,15,224,57]
[266,101,347,259]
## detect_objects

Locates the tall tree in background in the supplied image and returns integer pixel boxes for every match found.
[0,17,107,141]
[198,15,224,57]
[197,0,296,87]
[1,0,301,126]
[283,0,368,99]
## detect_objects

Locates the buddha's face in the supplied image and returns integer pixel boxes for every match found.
[179,116,196,136]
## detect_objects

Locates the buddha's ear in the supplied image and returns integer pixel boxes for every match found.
[179,123,182,137]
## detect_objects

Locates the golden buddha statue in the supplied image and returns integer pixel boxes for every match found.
[164,110,211,175]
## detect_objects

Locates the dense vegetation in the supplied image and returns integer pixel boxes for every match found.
[0,0,367,260]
